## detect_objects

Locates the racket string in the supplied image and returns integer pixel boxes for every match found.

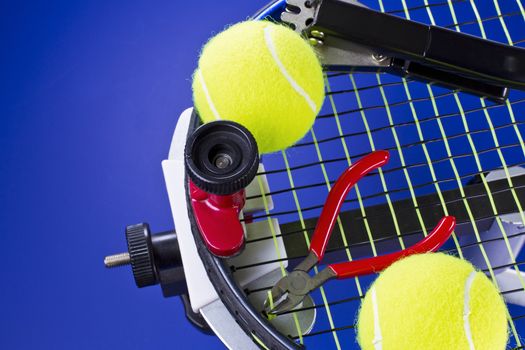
[242,255,525,311]
[379,0,524,37]
[260,140,525,178]
[258,132,525,191]
[234,1,525,346]
[325,79,416,97]
[247,83,525,345]
[249,156,525,223]
[236,229,525,272]
[316,94,522,122]
[385,0,467,15]
[251,148,525,202]
[445,10,525,30]
[242,216,525,260]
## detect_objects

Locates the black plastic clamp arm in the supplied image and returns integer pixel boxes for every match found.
[313,0,525,89]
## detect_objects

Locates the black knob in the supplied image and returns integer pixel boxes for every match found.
[126,223,158,288]
[123,224,186,293]
[105,223,212,333]
[185,120,259,195]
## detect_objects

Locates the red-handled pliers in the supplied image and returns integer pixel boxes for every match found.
[264,150,456,315]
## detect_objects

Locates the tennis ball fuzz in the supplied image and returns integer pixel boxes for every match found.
[357,253,508,350]
[192,21,325,154]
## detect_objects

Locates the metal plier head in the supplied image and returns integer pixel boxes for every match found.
[265,253,336,315]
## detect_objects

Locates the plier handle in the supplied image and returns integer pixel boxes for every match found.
[264,150,456,315]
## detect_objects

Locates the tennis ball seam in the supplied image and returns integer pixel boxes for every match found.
[361,254,508,350]
[197,22,319,123]
[196,69,222,120]
[262,25,318,113]
[371,287,383,347]
[465,271,480,350]
[192,21,325,153]
[370,270,480,350]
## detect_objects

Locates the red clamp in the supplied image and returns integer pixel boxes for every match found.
[190,182,246,257]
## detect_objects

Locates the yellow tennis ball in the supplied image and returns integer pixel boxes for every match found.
[357,253,508,350]
[192,21,324,154]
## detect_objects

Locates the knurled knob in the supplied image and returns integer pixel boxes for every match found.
[125,223,158,288]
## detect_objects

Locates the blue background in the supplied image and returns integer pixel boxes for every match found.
[3,0,525,349]
[0,1,268,349]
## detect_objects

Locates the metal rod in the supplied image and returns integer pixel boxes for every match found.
[104,252,131,268]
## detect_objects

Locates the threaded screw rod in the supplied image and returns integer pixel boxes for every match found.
[104,252,131,268]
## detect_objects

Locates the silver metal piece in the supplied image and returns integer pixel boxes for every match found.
[310,30,324,39]
[308,38,323,46]
[281,0,317,34]
[282,0,392,68]
[213,154,232,169]
[282,0,366,33]
[459,167,525,306]
[267,295,316,337]
[317,36,393,69]
[104,252,131,268]
[373,53,388,62]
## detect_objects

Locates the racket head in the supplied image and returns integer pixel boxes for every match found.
[178,1,525,349]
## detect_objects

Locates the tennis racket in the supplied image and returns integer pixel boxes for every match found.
[105,0,525,349]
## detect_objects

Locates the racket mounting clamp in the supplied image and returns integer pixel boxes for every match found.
[104,223,212,333]
[185,120,259,257]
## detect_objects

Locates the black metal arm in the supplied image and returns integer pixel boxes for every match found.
[315,0,525,85]
[283,0,525,101]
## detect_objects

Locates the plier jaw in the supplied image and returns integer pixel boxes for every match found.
[264,260,337,315]
[264,271,309,316]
